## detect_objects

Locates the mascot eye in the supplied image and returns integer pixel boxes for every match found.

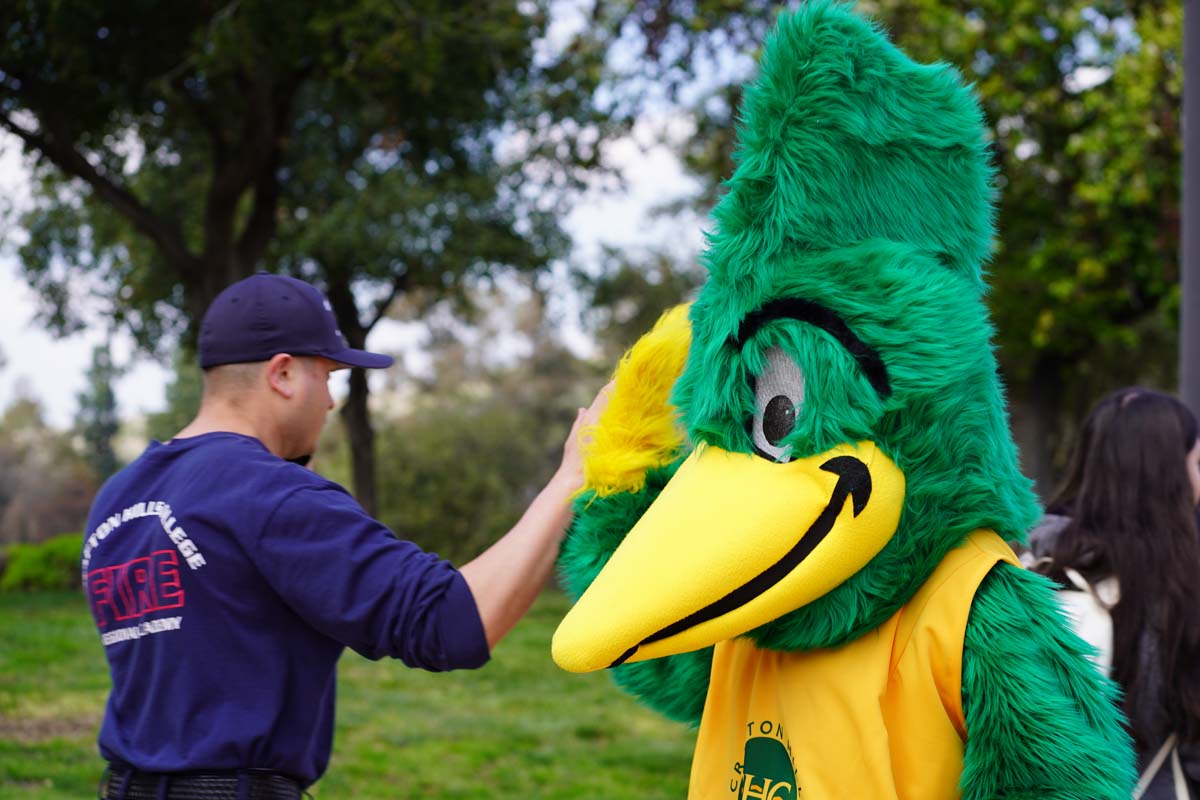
[751,347,805,463]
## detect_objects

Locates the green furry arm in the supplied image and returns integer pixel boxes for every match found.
[960,563,1136,800]
[557,465,676,602]
[610,643,713,727]
[558,460,713,725]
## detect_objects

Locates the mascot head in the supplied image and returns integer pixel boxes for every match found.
[554,0,1039,672]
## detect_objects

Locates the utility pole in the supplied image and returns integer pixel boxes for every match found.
[1183,0,1200,411]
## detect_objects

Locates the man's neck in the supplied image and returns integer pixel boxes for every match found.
[173,406,279,455]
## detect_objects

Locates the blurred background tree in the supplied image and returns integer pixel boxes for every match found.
[74,343,121,482]
[0,387,97,544]
[0,0,614,514]
[314,284,604,562]
[144,350,204,444]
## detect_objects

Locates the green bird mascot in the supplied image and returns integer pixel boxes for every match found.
[553,3,1136,798]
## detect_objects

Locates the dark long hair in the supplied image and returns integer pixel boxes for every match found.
[1048,388,1200,749]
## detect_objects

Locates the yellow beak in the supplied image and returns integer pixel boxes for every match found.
[552,440,905,673]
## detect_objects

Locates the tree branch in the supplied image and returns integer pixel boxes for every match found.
[233,144,282,270]
[367,271,411,332]
[0,111,198,275]
[324,276,366,345]
[235,66,311,270]
[170,72,228,159]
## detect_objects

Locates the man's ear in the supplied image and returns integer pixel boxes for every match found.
[266,353,297,399]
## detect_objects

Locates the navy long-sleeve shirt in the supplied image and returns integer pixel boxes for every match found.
[82,432,489,785]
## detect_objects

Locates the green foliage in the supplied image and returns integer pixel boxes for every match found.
[74,344,121,481]
[902,0,1184,439]
[881,0,1182,484]
[374,398,558,564]
[0,393,97,545]
[319,338,604,564]
[0,533,82,593]
[1,0,619,510]
[0,590,692,799]
[576,248,704,362]
[144,350,203,443]
[0,0,613,349]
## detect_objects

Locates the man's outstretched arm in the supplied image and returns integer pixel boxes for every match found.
[460,385,610,649]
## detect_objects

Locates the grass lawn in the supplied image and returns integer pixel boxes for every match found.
[0,590,694,799]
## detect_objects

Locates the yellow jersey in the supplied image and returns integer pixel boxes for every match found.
[688,530,1019,800]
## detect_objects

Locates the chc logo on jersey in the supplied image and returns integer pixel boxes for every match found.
[729,722,800,799]
[88,549,186,628]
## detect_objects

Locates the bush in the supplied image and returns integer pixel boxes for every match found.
[0,533,83,592]
[374,398,563,564]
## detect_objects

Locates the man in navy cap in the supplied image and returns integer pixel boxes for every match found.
[82,273,606,799]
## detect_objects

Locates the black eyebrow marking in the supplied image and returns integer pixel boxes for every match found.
[729,297,892,399]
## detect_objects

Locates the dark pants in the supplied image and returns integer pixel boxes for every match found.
[99,765,305,800]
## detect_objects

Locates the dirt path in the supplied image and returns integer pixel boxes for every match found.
[0,713,99,742]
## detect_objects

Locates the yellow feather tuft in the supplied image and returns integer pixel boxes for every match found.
[584,304,692,496]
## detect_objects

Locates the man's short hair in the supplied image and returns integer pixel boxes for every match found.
[202,361,265,400]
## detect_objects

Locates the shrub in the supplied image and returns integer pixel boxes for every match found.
[0,533,83,592]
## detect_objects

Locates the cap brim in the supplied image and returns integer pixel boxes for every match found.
[326,348,394,369]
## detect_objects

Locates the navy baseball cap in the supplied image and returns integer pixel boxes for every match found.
[198,273,394,369]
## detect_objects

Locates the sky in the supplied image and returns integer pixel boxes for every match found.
[0,119,704,430]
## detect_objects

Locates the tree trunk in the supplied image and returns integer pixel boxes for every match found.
[1008,358,1061,504]
[339,365,378,517]
[323,277,381,519]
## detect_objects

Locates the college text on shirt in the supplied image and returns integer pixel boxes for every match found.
[81,500,207,584]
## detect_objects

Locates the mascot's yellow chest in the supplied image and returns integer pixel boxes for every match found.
[688,531,1019,800]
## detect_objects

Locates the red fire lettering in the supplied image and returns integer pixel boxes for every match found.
[88,568,118,629]
[155,551,185,609]
[88,550,186,628]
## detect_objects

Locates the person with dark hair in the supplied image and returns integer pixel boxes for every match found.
[83,273,608,799]
[1027,387,1200,799]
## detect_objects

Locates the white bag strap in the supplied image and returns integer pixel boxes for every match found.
[1027,555,1054,571]
[1134,734,1179,799]
[1060,566,1116,610]
[1172,741,1192,800]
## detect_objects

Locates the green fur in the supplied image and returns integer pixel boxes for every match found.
[678,239,1041,652]
[556,1,1133,793]
[962,564,1136,799]
[611,644,713,728]
[558,463,682,604]
[702,0,995,290]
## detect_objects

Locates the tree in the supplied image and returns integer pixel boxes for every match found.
[315,282,606,563]
[145,349,203,443]
[575,246,704,361]
[598,0,1183,493]
[75,342,121,481]
[0,0,613,514]
[0,389,97,543]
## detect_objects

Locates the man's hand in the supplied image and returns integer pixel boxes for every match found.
[557,381,614,492]
[579,305,691,497]
[461,380,613,650]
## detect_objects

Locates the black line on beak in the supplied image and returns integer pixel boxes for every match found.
[608,456,872,668]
